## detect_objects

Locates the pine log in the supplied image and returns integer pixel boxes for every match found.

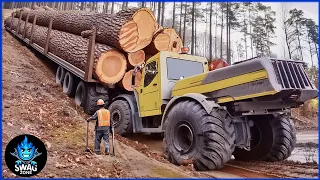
[128,50,145,66]
[32,5,45,10]
[5,17,127,84]
[43,6,57,11]
[120,70,142,91]
[144,28,183,55]
[14,8,158,52]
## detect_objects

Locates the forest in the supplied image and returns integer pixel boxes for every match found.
[3,2,318,86]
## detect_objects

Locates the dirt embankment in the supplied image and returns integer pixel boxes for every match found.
[2,8,318,179]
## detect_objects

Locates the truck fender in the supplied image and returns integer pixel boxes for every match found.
[161,93,220,130]
[112,94,140,133]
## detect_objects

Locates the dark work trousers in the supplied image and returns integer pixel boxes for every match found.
[94,128,110,154]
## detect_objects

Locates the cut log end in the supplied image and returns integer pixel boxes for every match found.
[119,8,157,53]
[95,50,127,84]
[144,28,183,55]
[121,70,142,91]
[128,50,146,66]
[153,33,171,51]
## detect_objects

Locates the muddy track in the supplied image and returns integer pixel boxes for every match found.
[2,9,318,178]
[116,134,318,178]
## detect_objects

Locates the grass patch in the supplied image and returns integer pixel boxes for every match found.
[151,166,189,178]
[51,124,87,149]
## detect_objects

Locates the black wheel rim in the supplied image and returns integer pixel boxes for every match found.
[65,75,70,88]
[75,84,84,106]
[56,67,61,79]
[173,121,194,154]
[111,109,121,127]
[251,123,262,148]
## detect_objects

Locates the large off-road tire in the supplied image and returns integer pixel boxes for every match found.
[55,66,66,85]
[83,83,109,115]
[75,81,86,107]
[264,113,296,161]
[164,100,235,170]
[233,113,296,161]
[108,100,133,136]
[63,72,79,97]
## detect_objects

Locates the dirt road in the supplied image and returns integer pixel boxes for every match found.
[296,130,318,144]
[2,8,318,178]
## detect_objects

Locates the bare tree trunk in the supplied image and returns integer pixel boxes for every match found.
[220,5,224,59]
[243,7,248,59]
[172,2,176,29]
[179,3,183,37]
[295,24,304,61]
[63,2,68,11]
[195,15,197,55]
[214,3,218,58]
[226,2,229,63]
[111,2,115,14]
[153,2,156,13]
[121,2,126,10]
[157,3,161,24]
[314,43,318,59]
[161,2,165,26]
[209,2,216,61]
[285,28,292,59]
[249,4,254,58]
[204,4,208,57]
[183,3,187,44]
[104,3,109,13]
[191,2,195,54]
[308,40,314,67]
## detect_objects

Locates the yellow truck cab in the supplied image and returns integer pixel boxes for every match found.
[135,51,208,117]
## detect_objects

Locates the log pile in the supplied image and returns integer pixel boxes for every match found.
[4,6,184,91]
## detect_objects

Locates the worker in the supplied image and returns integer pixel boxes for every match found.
[87,99,112,155]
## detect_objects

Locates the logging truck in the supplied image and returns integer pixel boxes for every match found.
[5,22,318,170]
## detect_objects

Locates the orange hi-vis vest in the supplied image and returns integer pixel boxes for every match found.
[97,109,110,127]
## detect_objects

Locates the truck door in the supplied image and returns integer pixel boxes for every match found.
[137,60,161,117]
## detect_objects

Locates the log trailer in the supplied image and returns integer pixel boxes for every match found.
[5,18,318,170]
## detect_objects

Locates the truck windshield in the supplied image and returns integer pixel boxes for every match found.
[167,58,204,80]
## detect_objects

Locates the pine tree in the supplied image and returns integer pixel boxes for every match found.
[172,2,176,29]
[288,8,305,60]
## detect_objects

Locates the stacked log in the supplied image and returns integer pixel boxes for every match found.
[5,6,185,92]
[5,17,127,85]
[120,70,142,91]
[14,8,158,53]
[128,50,145,66]
[144,28,183,55]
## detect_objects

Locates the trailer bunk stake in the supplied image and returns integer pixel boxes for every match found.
[30,14,37,45]
[44,18,53,54]
[23,13,30,39]
[84,26,97,82]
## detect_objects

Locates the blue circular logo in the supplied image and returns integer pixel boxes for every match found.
[5,134,47,177]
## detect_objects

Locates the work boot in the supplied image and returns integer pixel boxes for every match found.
[95,151,100,155]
